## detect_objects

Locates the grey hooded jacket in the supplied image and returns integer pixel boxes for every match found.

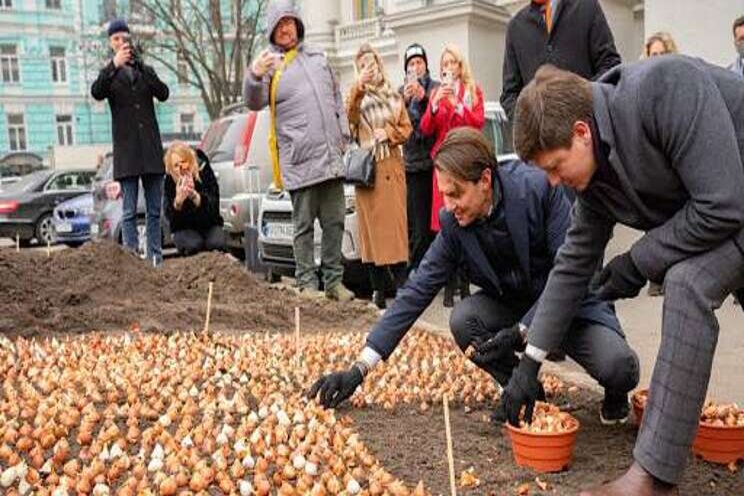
[243,0,350,192]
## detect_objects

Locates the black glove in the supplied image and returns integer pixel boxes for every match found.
[308,366,364,409]
[472,324,526,367]
[591,252,646,301]
[502,355,542,427]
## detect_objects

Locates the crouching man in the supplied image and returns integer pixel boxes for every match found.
[503,57,744,495]
[309,127,639,425]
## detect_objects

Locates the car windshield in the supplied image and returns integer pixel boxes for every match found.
[201,115,247,163]
[3,171,51,193]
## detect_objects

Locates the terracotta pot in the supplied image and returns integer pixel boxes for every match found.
[506,418,580,473]
[631,389,648,428]
[692,423,744,464]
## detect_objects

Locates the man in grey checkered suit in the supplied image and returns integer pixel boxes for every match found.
[501,56,744,495]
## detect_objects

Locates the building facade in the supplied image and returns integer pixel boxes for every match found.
[0,0,209,167]
[301,0,741,105]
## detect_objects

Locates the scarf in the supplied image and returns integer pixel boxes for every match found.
[357,82,402,161]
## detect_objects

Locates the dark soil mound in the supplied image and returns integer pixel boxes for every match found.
[0,242,376,337]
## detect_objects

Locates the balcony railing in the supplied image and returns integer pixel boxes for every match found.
[335,18,380,45]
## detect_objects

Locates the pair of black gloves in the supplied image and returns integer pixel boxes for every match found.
[310,252,647,424]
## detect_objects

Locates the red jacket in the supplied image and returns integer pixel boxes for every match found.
[420,82,485,231]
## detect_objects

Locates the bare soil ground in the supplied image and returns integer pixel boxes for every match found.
[0,242,375,337]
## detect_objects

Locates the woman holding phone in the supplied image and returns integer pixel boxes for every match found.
[347,44,413,310]
[163,142,225,256]
[420,44,484,306]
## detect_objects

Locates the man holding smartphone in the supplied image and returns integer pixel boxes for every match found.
[400,43,440,274]
[91,18,170,266]
[244,0,353,302]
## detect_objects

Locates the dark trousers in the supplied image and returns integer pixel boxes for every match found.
[172,225,225,256]
[406,169,434,271]
[449,291,639,393]
[289,179,345,290]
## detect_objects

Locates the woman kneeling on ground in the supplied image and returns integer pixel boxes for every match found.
[164,142,225,255]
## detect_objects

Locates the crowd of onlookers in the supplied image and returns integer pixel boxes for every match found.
[94,2,744,308]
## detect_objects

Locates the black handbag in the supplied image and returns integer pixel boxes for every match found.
[344,144,376,187]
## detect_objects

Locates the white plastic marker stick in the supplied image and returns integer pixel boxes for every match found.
[295,306,301,367]
[47,238,51,258]
[203,282,214,334]
[15,233,19,252]
[443,394,457,496]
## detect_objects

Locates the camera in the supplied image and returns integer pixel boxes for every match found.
[121,33,143,66]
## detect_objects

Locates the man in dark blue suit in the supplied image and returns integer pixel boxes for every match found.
[309,127,639,423]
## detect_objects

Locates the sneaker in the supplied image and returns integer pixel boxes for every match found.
[600,393,630,425]
[298,286,324,300]
[325,283,354,302]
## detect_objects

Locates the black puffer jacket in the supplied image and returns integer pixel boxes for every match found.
[164,149,224,233]
[400,73,440,173]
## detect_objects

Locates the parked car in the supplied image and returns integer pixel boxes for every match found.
[200,104,272,257]
[52,192,93,247]
[0,176,21,193]
[256,101,514,294]
[90,153,174,256]
[0,169,95,246]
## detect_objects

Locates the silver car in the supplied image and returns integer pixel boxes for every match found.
[200,104,272,257]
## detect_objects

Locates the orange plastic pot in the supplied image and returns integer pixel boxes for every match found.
[506,418,580,473]
[632,389,648,427]
[692,423,744,464]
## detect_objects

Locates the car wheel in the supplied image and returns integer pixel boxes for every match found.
[265,268,282,284]
[35,214,54,246]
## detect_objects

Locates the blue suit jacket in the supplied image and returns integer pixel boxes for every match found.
[366,159,621,360]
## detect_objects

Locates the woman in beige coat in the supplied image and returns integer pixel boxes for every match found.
[347,44,413,309]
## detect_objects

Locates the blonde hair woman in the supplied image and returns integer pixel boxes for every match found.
[643,31,678,58]
[163,142,225,255]
[420,44,484,307]
[347,44,413,309]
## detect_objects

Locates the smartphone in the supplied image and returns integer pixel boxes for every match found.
[442,70,454,87]
[406,69,417,85]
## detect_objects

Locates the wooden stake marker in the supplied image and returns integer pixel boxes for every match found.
[46,238,51,258]
[443,394,457,496]
[203,282,214,334]
[15,233,19,253]
[294,306,301,367]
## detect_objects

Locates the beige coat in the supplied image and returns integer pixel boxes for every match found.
[347,84,413,265]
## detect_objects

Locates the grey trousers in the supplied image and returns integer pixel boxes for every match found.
[449,292,639,394]
[289,179,345,290]
[634,237,744,485]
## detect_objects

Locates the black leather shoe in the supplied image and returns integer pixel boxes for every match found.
[372,290,386,310]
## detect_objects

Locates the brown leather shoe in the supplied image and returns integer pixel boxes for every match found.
[580,462,679,496]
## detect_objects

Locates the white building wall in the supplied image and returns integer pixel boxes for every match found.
[644,0,744,66]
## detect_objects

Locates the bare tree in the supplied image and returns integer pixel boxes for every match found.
[133,0,267,119]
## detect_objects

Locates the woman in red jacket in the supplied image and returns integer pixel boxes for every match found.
[420,44,484,306]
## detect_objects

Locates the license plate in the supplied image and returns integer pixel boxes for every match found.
[56,222,72,233]
[265,222,294,240]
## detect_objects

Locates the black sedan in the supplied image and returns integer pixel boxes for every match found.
[0,169,96,246]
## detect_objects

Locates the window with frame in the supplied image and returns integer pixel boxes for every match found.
[50,47,67,83]
[1,44,20,83]
[7,114,26,152]
[0,0,12,9]
[46,0,61,9]
[56,115,74,146]
[354,0,376,20]
[176,52,188,85]
[180,113,195,135]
